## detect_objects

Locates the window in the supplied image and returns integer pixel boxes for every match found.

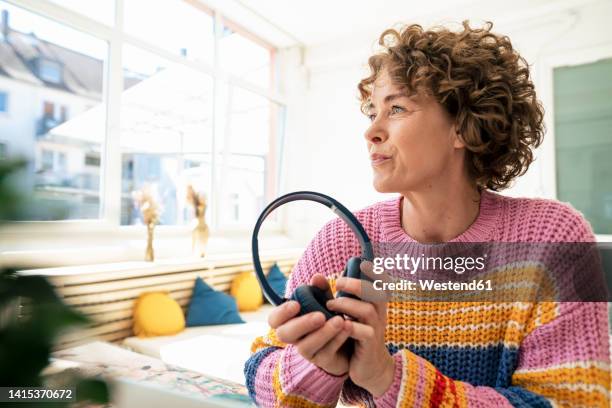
[0,0,283,230]
[48,0,114,26]
[217,85,284,227]
[124,0,214,64]
[0,1,106,220]
[41,149,54,171]
[57,152,67,172]
[0,91,7,112]
[554,57,612,234]
[43,101,54,118]
[60,105,68,122]
[219,18,275,90]
[38,58,63,84]
[84,153,100,167]
[120,46,214,226]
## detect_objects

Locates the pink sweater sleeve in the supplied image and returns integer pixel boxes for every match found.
[245,216,365,407]
[248,345,347,407]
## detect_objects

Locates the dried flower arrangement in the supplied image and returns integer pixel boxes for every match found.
[132,185,161,261]
[186,185,209,258]
[186,185,206,219]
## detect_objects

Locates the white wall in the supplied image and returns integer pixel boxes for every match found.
[279,0,612,244]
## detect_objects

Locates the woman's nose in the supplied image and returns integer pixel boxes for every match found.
[364,121,388,144]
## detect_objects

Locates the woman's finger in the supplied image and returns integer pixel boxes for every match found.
[326,296,380,324]
[312,320,351,365]
[268,300,301,329]
[310,273,333,299]
[346,320,376,342]
[295,315,345,360]
[275,311,326,344]
[313,320,351,358]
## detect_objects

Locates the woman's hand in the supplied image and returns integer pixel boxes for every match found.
[326,262,396,397]
[268,273,352,376]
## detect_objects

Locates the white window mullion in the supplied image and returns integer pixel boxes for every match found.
[100,0,124,225]
[210,9,222,231]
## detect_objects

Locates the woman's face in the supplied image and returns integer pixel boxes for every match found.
[364,70,466,194]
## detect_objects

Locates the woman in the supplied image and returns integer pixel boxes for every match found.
[244,21,610,407]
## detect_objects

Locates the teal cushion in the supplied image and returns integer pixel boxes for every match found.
[267,263,288,299]
[186,277,245,326]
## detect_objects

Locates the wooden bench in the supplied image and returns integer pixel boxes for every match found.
[19,250,301,350]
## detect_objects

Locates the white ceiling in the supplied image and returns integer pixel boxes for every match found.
[236,0,480,45]
[206,0,578,48]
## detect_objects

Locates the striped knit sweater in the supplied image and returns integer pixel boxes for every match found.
[244,189,611,407]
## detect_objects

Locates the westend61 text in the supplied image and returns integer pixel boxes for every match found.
[373,279,493,291]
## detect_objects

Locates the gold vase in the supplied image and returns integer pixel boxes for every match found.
[145,223,155,262]
[192,216,209,258]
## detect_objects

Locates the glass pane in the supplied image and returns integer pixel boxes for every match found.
[121,153,212,226]
[121,45,213,154]
[217,85,285,227]
[49,0,115,26]
[124,0,213,64]
[120,46,213,225]
[554,57,612,234]
[0,2,107,220]
[216,154,265,226]
[227,86,272,155]
[219,19,273,90]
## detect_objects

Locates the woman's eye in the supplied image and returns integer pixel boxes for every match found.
[367,113,376,121]
[391,105,405,114]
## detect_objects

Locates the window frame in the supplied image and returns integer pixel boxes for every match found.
[538,41,612,242]
[2,0,286,238]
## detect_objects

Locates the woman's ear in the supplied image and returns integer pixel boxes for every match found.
[451,126,466,149]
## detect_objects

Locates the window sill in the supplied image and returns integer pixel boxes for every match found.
[17,246,303,278]
[0,231,304,270]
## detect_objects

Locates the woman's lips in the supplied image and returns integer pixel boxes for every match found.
[370,153,391,166]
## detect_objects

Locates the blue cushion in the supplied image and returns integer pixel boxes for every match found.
[186,277,245,326]
[267,263,288,299]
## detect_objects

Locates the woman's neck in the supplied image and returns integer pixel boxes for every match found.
[400,183,481,244]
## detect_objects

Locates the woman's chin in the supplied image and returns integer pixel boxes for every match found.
[373,178,398,193]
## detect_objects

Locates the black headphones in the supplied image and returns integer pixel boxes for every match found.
[252,191,374,320]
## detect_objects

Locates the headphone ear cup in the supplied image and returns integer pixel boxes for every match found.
[290,285,335,320]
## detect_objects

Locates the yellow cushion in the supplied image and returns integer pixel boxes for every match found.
[133,292,185,338]
[230,272,263,312]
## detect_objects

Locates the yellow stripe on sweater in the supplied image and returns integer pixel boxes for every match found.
[513,366,611,389]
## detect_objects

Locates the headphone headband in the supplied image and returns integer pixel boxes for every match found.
[252,191,374,306]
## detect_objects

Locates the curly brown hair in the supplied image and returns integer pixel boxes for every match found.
[358,21,545,191]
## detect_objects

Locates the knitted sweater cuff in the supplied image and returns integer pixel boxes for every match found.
[373,352,404,408]
[280,345,347,405]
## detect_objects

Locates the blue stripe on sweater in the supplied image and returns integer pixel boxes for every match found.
[496,386,553,408]
[386,343,520,387]
[244,347,278,403]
